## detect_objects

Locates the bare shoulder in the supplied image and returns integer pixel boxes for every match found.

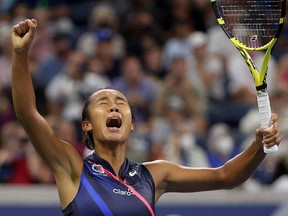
[144,160,224,198]
[144,160,174,175]
[144,160,178,172]
[143,160,178,200]
[143,160,205,183]
[143,160,187,187]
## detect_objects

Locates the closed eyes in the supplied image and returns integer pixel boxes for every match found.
[95,96,128,106]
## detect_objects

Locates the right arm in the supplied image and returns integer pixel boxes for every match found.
[145,114,281,201]
[11,19,83,208]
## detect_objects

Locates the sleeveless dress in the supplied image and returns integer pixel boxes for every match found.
[63,154,155,216]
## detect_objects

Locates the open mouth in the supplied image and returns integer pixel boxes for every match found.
[106,117,122,129]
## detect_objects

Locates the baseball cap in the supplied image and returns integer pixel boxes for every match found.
[187,31,208,49]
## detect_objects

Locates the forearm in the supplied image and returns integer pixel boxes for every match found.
[221,141,266,188]
[12,51,37,119]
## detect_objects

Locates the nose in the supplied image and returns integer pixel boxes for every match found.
[110,104,119,113]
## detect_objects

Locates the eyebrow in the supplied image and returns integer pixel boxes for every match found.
[95,96,127,103]
[115,96,128,103]
[95,96,108,103]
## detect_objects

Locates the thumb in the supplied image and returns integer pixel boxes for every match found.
[269,113,278,127]
[11,19,38,53]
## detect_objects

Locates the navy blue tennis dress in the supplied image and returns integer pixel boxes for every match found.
[63,154,155,216]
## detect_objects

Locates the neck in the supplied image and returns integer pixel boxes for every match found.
[94,142,127,176]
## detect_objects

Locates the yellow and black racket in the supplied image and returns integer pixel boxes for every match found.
[211,0,286,153]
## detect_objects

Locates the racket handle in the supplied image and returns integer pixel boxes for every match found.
[257,93,278,153]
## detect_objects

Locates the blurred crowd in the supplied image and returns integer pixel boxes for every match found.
[1,0,288,191]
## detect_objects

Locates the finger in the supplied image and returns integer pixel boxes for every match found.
[264,128,278,140]
[255,127,267,137]
[12,23,22,36]
[30,19,37,26]
[28,19,37,33]
[13,19,37,37]
[12,21,27,37]
[264,125,279,139]
[276,136,282,145]
[264,137,282,148]
[18,20,29,36]
[264,131,281,147]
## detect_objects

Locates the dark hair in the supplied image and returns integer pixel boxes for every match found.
[81,96,94,150]
[81,89,136,150]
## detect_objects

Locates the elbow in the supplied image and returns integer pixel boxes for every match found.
[224,179,248,190]
[14,110,29,123]
[217,166,247,190]
[224,183,242,190]
[14,110,26,124]
[14,107,38,125]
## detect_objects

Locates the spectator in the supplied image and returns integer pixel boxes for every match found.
[83,55,112,96]
[29,7,55,61]
[142,44,168,82]
[35,31,73,87]
[186,31,226,117]
[26,143,55,184]
[150,97,209,167]
[122,8,164,56]
[44,115,85,158]
[0,26,12,91]
[57,119,85,157]
[0,121,55,184]
[93,28,122,80]
[0,121,33,184]
[10,2,31,25]
[45,50,86,121]
[155,56,207,133]
[207,123,240,168]
[226,50,278,103]
[162,21,193,68]
[113,55,157,124]
[154,0,206,34]
[276,53,288,91]
[77,3,125,59]
[49,3,75,35]
[239,109,281,186]
[0,89,15,125]
[45,50,111,122]
[0,0,16,14]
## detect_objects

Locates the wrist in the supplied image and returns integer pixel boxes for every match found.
[12,46,30,55]
[12,49,29,59]
[252,140,266,155]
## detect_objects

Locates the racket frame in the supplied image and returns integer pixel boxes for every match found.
[211,0,286,153]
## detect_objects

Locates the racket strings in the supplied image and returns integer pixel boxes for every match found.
[218,0,282,47]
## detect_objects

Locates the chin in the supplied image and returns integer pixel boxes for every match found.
[104,134,126,144]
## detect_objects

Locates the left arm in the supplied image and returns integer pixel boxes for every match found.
[145,113,282,201]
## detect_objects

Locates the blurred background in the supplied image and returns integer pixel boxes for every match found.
[1,0,288,215]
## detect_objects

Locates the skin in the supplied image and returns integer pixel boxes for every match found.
[11,19,282,209]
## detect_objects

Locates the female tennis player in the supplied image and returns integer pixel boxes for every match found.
[11,19,282,216]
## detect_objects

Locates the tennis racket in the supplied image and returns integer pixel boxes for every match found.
[211,0,286,153]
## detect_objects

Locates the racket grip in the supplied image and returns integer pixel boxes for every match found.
[257,93,278,153]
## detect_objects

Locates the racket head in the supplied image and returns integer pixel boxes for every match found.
[211,0,286,50]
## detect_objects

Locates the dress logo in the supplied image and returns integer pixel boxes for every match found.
[113,188,134,196]
[129,169,138,177]
[88,161,107,176]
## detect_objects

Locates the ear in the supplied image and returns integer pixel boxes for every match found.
[82,121,92,132]
[130,122,134,132]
